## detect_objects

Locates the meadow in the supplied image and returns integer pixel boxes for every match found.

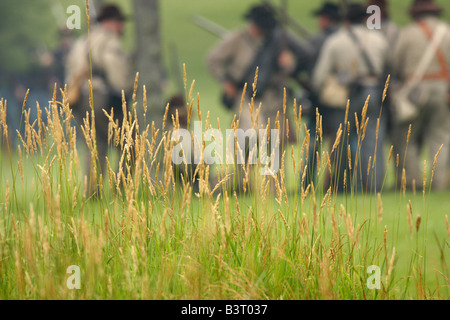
[0,0,449,300]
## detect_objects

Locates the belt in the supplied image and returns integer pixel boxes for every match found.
[422,72,450,81]
[359,76,380,86]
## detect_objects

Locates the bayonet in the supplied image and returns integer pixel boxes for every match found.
[194,12,313,95]
[261,0,311,38]
[192,14,228,39]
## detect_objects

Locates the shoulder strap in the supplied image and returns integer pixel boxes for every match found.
[243,28,282,95]
[418,20,450,80]
[347,27,377,76]
[409,23,448,85]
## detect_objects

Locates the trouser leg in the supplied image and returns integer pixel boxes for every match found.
[424,84,450,190]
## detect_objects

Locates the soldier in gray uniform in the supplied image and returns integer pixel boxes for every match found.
[390,0,450,191]
[207,4,312,189]
[305,2,342,189]
[66,4,132,194]
[367,0,399,48]
[312,3,389,192]
[308,3,342,71]
[367,0,399,150]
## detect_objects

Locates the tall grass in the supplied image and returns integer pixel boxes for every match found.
[0,1,447,299]
[0,65,448,299]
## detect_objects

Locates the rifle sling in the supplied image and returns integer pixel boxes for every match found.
[418,20,450,81]
[347,27,377,78]
[235,29,282,97]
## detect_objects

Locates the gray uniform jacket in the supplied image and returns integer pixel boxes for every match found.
[207,27,312,132]
[392,16,450,82]
[66,25,132,98]
[390,16,450,190]
[313,25,388,92]
[307,24,340,73]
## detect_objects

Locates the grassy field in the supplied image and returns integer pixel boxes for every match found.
[0,82,449,299]
[0,0,449,300]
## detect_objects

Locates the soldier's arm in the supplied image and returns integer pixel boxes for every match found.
[380,37,390,82]
[65,37,88,84]
[445,25,450,76]
[306,34,325,73]
[312,39,334,91]
[206,32,239,84]
[103,37,132,95]
[282,31,313,76]
[391,30,408,80]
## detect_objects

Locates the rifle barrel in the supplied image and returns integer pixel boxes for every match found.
[261,0,311,38]
[285,14,311,38]
[192,15,228,39]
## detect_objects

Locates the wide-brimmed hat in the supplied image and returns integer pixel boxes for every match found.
[345,3,368,23]
[97,4,127,22]
[367,0,389,19]
[410,0,442,17]
[313,2,341,21]
[244,5,278,32]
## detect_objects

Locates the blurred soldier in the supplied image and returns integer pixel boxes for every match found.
[312,3,389,192]
[166,94,200,191]
[207,4,312,189]
[367,0,399,47]
[308,2,341,70]
[0,75,24,149]
[366,0,399,154]
[53,28,75,90]
[66,4,132,194]
[305,2,342,188]
[390,0,450,191]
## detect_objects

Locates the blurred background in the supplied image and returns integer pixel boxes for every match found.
[1,0,450,143]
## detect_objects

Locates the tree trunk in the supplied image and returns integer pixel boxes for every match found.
[132,0,164,126]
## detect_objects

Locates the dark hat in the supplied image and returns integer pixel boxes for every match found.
[97,4,127,22]
[367,0,389,19]
[167,95,188,128]
[367,0,387,6]
[345,3,368,23]
[313,2,341,21]
[410,0,442,18]
[244,5,278,32]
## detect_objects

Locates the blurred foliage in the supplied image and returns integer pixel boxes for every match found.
[0,0,449,89]
[0,0,58,77]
